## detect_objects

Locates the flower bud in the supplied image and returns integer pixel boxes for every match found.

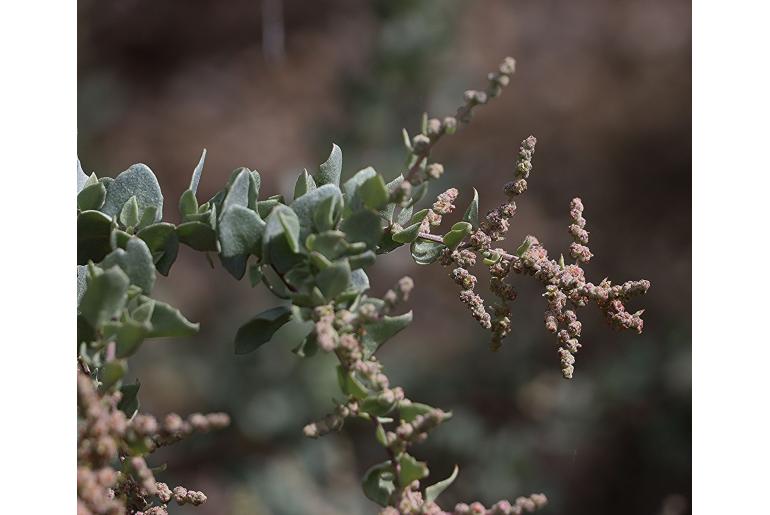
[442,116,458,134]
[426,118,442,137]
[426,163,444,179]
[499,56,516,75]
[412,134,431,154]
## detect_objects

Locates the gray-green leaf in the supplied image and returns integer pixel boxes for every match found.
[392,222,422,244]
[222,168,252,212]
[398,453,429,486]
[463,188,479,227]
[316,259,351,301]
[277,207,301,253]
[348,250,376,270]
[101,237,157,293]
[136,222,179,275]
[118,383,140,417]
[342,167,377,212]
[190,149,206,194]
[306,230,347,260]
[381,174,405,221]
[316,143,342,186]
[115,318,151,358]
[516,235,534,257]
[179,189,198,218]
[234,306,292,354]
[79,266,130,328]
[99,360,127,390]
[78,210,114,265]
[399,401,437,423]
[101,163,163,223]
[146,299,199,338]
[359,174,390,210]
[290,184,343,240]
[362,462,396,507]
[293,169,317,199]
[425,465,459,503]
[119,196,140,228]
[312,193,342,233]
[77,159,89,193]
[362,311,412,357]
[177,221,218,252]
[442,222,472,249]
[218,205,264,258]
[341,209,383,250]
[77,182,107,211]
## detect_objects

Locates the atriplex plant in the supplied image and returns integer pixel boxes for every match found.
[77,57,649,515]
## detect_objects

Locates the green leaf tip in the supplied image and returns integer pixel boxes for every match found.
[190,148,207,194]
[425,465,459,503]
[463,188,479,227]
[317,143,342,187]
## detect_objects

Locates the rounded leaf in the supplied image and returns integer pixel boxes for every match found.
[177,221,218,251]
[77,182,107,211]
[362,462,396,507]
[234,306,293,354]
[78,266,130,328]
[218,205,264,258]
[101,164,163,222]
[316,259,351,301]
[341,209,383,250]
[291,184,343,240]
[101,237,157,293]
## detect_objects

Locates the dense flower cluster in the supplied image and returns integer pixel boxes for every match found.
[300,275,548,513]
[437,137,537,349]
[425,135,649,376]
[419,188,459,232]
[77,370,229,514]
[511,218,649,378]
[379,492,548,515]
[303,277,415,441]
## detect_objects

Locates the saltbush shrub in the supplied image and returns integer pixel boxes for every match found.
[77,57,649,515]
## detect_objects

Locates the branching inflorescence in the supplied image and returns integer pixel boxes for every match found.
[424,135,650,378]
[77,369,229,514]
[76,56,648,513]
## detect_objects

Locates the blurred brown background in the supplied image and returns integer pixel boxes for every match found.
[78,1,691,514]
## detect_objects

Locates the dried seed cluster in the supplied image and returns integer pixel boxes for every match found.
[426,135,648,377]
[303,278,414,439]
[299,276,548,513]
[379,492,548,515]
[77,370,229,514]
[439,137,537,349]
[512,229,648,378]
[419,188,460,233]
